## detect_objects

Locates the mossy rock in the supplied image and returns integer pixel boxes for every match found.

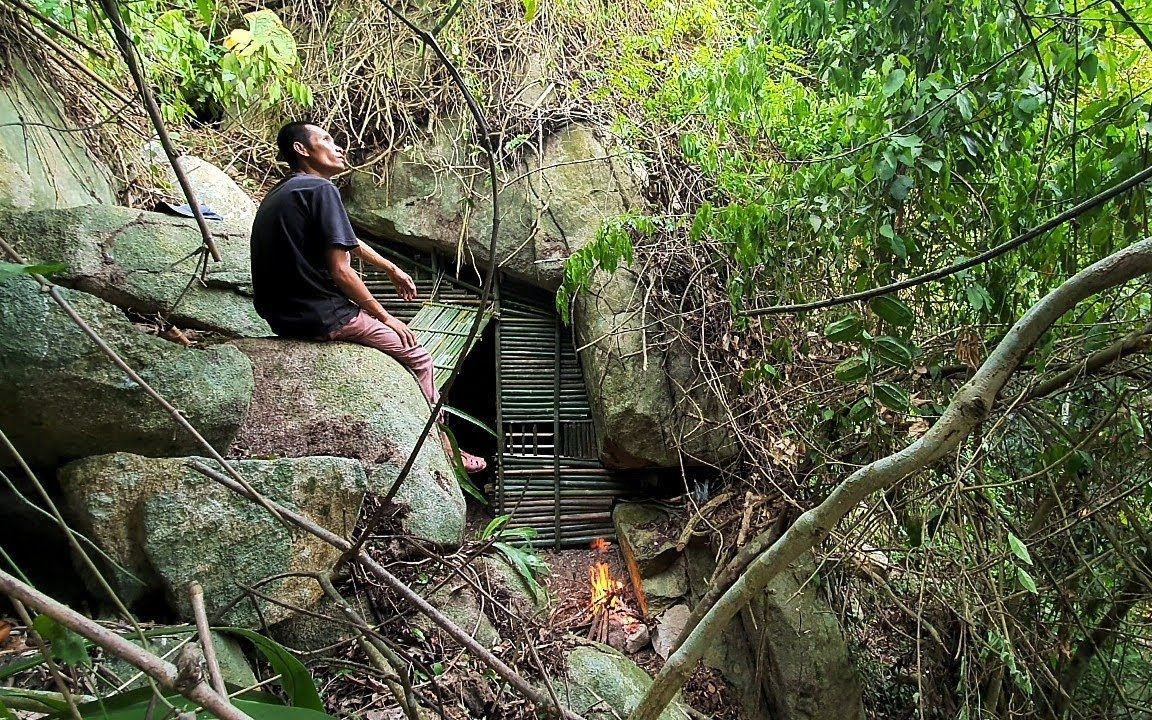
[58,452,367,627]
[232,338,466,547]
[0,277,253,467]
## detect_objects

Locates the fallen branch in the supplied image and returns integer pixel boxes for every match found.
[630,238,1152,720]
[188,460,588,720]
[0,570,252,720]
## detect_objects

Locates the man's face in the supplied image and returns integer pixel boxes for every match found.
[296,125,346,177]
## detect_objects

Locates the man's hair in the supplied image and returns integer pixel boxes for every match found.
[276,121,316,169]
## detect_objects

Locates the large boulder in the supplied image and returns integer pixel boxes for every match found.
[0,55,115,210]
[5,204,270,337]
[574,268,737,468]
[344,122,644,291]
[0,277,253,467]
[231,339,466,547]
[141,148,258,233]
[744,559,866,720]
[682,541,865,720]
[58,452,367,627]
[555,644,692,720]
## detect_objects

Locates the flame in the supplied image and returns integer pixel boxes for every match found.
[589,561,623,613]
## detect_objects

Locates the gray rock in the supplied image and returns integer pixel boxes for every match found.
[651,604,690,660]
[575,268,738,468]
[555,644,692,720]
[232,339,466,547]
[143,148,257,233]
[641,557,689,617]
[0,56,115,210]
[746,559,866,720]
[682,540,864,720]
[270,591,378,653]
[58,453,367,627]
[476,554,549,617]
[614,503,680,578]
[344,122,644,291]
[414,579,501,649]
[0,277,253,467]
[103,630,256,690]
[5,204,270,337]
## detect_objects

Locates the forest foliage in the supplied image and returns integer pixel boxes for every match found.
[11,0,1152,717]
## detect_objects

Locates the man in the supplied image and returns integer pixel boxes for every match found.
[250,121,487,474]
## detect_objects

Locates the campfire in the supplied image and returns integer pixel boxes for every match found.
[586,539,649,653]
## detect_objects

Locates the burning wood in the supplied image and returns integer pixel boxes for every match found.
[586,539,650,652]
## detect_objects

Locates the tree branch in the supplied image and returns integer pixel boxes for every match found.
[187,460,588,720]
[0,570,252,720]
[744,163,1152,316]
[630,238,1152,720]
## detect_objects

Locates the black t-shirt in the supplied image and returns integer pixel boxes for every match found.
[250,173,361,338]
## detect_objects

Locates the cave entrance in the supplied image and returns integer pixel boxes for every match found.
[356,238,634,547]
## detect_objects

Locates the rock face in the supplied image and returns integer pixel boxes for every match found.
[745,560,866,720]
[575,269,738,468]
[682,540,866,720]
[0,56,115,210]
[0,277,253,467]
[105,630,257,690]
[232,338,466,546]
[6,204,270,337]
[143,148,258,233]
[344,122,643,291]
[557,644,692,720]
[58,453,367,627]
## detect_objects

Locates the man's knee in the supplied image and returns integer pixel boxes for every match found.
[403,346,434,374]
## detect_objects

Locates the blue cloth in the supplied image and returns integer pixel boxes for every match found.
[155,201,224,221]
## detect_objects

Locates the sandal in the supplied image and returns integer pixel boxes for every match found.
[459,450,488,475]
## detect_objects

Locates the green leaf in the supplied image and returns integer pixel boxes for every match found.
[825,314,864,342]
[869,295,913,327]
[1016,566,1039,594]
[1007,533,1033,565]
[493,541,548,603]
[442,405,497,438]
[0,261,67,285]
[889,175,914,201]
[873,381,911,412]
[218,628,324,711]
[873,336,915,367]
[883,68,906,97]
[195,0,214,24]
[480,514,511,540]
[443,427,489,505]
[834,356,869,383]
[0,700,17,719]
[522,0,539,21]
[32,615,90,667]
[689,202,713,242]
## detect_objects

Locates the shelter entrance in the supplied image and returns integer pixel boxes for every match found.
[359,239,630,547]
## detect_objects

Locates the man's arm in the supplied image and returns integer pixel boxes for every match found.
[326,247,418,347]
[352,242,418,301]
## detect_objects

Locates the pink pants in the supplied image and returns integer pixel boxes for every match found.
[327,311,440,410]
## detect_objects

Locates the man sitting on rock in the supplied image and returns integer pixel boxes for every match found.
[250,120,487,474]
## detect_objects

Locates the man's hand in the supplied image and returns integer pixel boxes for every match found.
[389,268,418,301]
[353,242,419,301]
[384,315,419,348]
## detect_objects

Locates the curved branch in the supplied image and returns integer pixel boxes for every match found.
[630,238,1152,720]
[744,163,1152,316]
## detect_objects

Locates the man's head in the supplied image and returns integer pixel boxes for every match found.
[276,122,346,178]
